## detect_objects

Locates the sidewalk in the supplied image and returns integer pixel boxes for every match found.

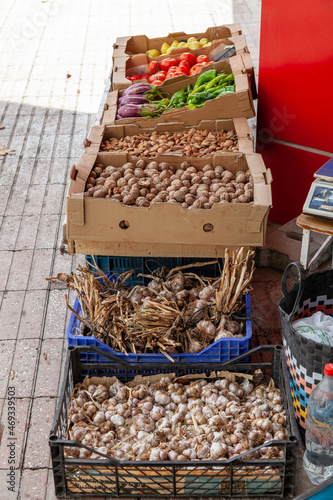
[0,1,310,499]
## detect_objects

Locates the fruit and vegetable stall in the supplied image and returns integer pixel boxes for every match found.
[48,23,300,500]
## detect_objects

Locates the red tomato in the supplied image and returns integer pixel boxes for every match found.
[160,58,179,71]
[196,55,210,64]
[156,71,166,81]
[140,73,151,80]
[189,63,206,76]
[179,52,197,67]
[178,60,190,75]
[148,60,160,74]
[152,80,163,85]
[148,74,161,83]
[165,69,184,80]
[127,74,141,81]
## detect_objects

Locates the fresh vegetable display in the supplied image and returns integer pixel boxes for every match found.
[50,248,254,357]
[146,35,213,58]
[83,159,254,207]
[127,53,213,82]
[65,365,288,462]
[100,128,238,157]
[118,69,235,119]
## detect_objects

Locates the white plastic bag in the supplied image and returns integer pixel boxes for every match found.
[292,311,333,346]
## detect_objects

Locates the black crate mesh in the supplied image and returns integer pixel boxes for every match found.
[49,347,298,498]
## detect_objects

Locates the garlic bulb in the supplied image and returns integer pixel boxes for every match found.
[67,371,288,464]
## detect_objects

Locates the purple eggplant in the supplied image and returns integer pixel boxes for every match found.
[116,114,125,120]
[118,95,149,106]
[121,83,152,96]
[117,104,143,118]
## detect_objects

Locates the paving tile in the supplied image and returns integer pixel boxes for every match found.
[43,289,69,339]
[51,251,74,279]
[0,291,25,340]
[5,183,29,216]
[35,338,64,397]
[54,134,71,158]
[0,250,13,291]
[49,158,68,184]
[15,215,40,250]
[42,184,65,215]
[18,289,47,339]
[13,114,31,135]
[0,340,15,398]
[0,397,30,469]
[10,338,40,398]
[37,134,56,160]
[15,158,35,186]
[23,397,56,468]
[58,110,75,135]
[6,249,34,290]
[0,469,22,500]
[20,467,49,500]
[0,157,20,186]
[35,215,60,249]
[28,248,54,289]
[7,134,25,157]
[22,134,40,159]
[29,112,46,136]
[23,184,46,215]
[43,112,61,135]
[0,186,11,215]
[31,157,52,184]
[0,216,21,250]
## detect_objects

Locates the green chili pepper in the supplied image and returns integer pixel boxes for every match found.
[168,87,186,108]
[205,73,228,90]
[213,85,235,96]
[190,84,208,95]
[193,69,217,90]
[187,103,197,109]
[187,91,219,105]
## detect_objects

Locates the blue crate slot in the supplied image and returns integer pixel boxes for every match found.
[66,293,252,365]
[85,255,222,286]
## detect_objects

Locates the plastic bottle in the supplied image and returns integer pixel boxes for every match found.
[303,363,333,484]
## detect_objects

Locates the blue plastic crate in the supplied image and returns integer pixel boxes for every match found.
[66,293,252,365]
[85,255,222,286]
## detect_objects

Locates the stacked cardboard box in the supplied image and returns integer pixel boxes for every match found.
[65,24,272,257]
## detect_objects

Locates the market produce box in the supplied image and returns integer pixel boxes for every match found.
[65,152,272,256]
[49,345,299,499]
[83,118,254,157]
[102,56,255,125]
[112,35,256,98]
[112,24,242,59]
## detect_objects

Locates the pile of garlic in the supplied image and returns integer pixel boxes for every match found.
[66,374,288,462]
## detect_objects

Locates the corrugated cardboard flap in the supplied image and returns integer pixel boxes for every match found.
[68,193,85,227]
[76,153,96,182]
[87,125,104,145]
[247,204,268,233]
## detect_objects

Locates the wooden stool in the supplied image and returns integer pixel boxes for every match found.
[296,213,333,270]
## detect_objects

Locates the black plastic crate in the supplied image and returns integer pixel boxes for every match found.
[49,346,299,498]
[85,255,223,286]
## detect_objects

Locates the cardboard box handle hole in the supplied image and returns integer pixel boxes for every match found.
[119,220,130,230]
[203,223,214,232]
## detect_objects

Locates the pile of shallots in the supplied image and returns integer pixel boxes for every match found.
[66,373,288,462]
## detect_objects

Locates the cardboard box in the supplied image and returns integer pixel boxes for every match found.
[112,24,242,58]
[66,152,272,256]
[84,118,254,157]
[112,35,256,98]
[102,55,255,126]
